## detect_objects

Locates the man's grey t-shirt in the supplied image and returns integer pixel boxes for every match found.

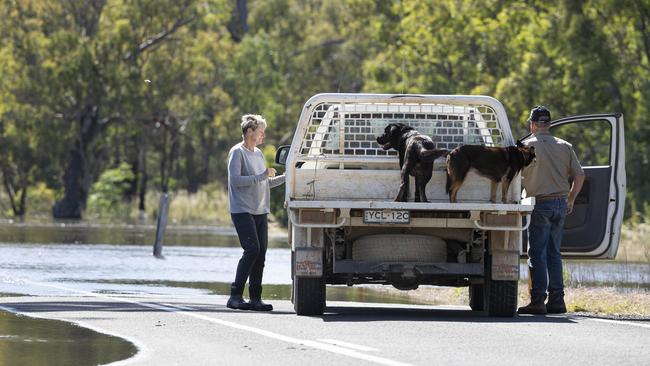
[227,142,285,214]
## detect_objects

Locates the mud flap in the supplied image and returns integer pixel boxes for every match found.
[490,250,519,281]
[295,247,323,277]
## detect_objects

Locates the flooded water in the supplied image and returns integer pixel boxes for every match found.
[0,310,137,366]
[0,221,648,365]
[0,220,288,248]
[0,221,647,294]
[0,241,426,304]
[553,261,649,288]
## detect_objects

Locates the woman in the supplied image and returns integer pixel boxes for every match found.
[226,114,285,311]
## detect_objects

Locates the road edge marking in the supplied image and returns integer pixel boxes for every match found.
[576,316,650,329]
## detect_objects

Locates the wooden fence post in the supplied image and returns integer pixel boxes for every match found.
[153,193,170,259]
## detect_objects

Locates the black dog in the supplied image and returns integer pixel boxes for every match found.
[446,141,535,203]
[376,123,448,202]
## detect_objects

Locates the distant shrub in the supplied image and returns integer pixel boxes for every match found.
[27,182,57,218]
[86,163,135,218]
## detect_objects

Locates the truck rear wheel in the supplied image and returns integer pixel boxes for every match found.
[485,279,517,316]
[484,253,518,317]
[293,276,325,316]
[469,284,484,311]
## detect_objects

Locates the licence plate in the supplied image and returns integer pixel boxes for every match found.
[363,210,410,224]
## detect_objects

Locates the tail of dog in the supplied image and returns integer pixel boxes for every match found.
[420,148,449,162]
[445,150,469,196]
[445,153,453,194]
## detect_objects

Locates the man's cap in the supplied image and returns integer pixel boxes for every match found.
[528,105,551,123]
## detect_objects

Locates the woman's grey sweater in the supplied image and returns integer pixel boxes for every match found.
[227,142,285,214]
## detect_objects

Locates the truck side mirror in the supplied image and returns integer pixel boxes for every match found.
[275,145,290,165]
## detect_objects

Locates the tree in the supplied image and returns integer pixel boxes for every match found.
[0,0,225,218]
[0,0,68,217]
[2,0,650,222]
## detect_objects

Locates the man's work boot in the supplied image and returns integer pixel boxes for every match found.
[517,296,547,315]
[249,299,273,312]
[546,291,567,314]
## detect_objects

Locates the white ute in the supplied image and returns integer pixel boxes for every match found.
[275,93,626,317]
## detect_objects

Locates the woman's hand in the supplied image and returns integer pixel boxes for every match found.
[267,168,277,177]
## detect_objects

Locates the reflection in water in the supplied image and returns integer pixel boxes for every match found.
[0,222,648,299]
[0,221,288,248]
[0,311,136,366]
[0,242,647,299]
[521,261,650,289]
[85,280,433,305]
[1,221,647,366]
[0,244,292,293]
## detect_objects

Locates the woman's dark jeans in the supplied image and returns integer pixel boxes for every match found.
[230,213,268,300]
[527,198,568,301]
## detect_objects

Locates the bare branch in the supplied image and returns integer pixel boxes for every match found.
[124,16,196,62]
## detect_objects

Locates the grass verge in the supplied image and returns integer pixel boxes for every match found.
[372,283,650,317]
[616,221,650,263]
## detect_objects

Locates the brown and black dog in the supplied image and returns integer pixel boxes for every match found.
[377,123,448,202]
[446,141,535,203]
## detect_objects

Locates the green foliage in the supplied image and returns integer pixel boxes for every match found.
[1,0,650,223]
[87,163,135,216]
[26,182,56,218]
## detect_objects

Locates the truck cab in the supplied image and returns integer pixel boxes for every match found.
[275,93,626,317]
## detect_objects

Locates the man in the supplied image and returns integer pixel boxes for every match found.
[518,106,585,315]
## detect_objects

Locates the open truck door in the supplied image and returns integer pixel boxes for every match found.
[523,113,626,259]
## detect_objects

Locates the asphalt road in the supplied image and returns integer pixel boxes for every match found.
[1,284,649,366]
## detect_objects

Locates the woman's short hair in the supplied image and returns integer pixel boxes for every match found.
[241,114,267,135]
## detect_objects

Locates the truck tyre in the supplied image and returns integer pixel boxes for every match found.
[469,284,484,311]
[484,253,518,317]
[352,234,447,262]
[293,276,325,316]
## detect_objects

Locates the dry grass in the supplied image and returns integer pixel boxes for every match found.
[564,286,650,315]
[368,286,470,307]
[372,283,650,317]
[616,221,650,263]
[153,183,231,225]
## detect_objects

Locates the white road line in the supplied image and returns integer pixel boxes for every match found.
[16,280,414,366]
[578,316,650,330]
[160,303,195,311]
[316,338,380,352]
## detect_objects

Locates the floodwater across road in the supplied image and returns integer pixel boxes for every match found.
[0,221,648,294]
[0,221,649,365]
[0,306,137,366]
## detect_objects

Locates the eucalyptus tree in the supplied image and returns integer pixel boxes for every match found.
[0,0,69,217]
[361,0,646,215]
[585,0,650,210]
[1,0,228,218]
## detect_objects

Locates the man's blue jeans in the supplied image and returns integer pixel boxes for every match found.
[527,198,567,300]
